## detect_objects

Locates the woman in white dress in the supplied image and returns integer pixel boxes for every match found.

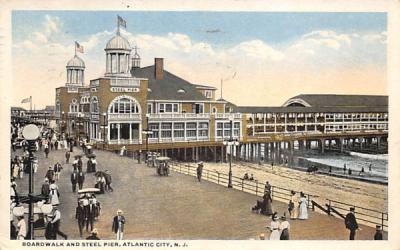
[49,183,60,206]
[268,212,281,240]
[298,192,308,220]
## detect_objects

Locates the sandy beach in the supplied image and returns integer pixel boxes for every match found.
[187,161,387,213]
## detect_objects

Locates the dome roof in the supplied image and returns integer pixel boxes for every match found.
[66,55,85,68]
[105,35,131,50]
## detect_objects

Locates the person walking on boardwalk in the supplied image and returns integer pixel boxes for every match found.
[49,206,68,240]
[289,191,299,220]
[112,209,125,240]
[345,207,359,240]
[343,163,347,174]
[86,199,96,232]
[267,212,280,240]
[298,192,308,220]
[264,181,271,194]
[16,216,26,240]
[70,170,78,192]
[45,166,54,182]
[53,162,62,180]
[77,157,83,172]
[77,170,85,190]
[65,151,70,164]
[44,144,49,158]
[49,181,60,206]
[374,225,383,240]
[263,189,273,216]
[196,162,204,182]
[41,178,50,197]
[279,214,290,240]
[75,201,87,238]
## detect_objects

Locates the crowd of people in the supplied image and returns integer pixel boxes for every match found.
[10,122,114,240]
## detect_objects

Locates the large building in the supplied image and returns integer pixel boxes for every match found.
[55,23,388,162]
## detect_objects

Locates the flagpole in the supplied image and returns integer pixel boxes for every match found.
[30,96,32,111]
[117,17,120,35]
[74,41,77,56]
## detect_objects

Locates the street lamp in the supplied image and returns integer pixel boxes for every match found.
[102,112,107,149]
[22,124,40,239]
[222,116,239,188]
[142,113,153,162]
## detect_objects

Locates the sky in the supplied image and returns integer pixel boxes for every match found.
[12,11,387,109]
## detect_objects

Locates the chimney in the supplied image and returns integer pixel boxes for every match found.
[155,58,164,80]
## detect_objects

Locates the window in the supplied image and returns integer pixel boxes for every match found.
[193,103,204,114]
[148,123,159,138]
[217,121,240,138]
[174,123,184,138]
[186,122,197,138]
[161,123,172,138]
[212,107,217,113]
[158,103,179,113]
[205,90,212,98]
[147,103,153,114]
[198,122,209,137]
[110,123,118,140]
[109,96,140,114]
[69,103,78,113]
[91,96,99,113]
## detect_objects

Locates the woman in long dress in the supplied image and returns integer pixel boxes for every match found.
[298,192,308,220]
[268,213,281,240]
[289,191,299,220]
[49,183,60,206]
[264,190,273,215]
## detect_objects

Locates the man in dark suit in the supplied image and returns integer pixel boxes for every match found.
[85,200,96,233]
[77,171,85,190]
[112,209,125,240]
[345,207,359,240]
[75,201,86,237]
[70,170,78,192]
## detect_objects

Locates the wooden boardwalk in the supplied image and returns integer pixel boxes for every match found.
[13,147,387,240]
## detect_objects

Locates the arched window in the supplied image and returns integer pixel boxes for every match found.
[56,100,61,112]
[91,96,99,113]
[69,99,78,113]
[108,96,141,114]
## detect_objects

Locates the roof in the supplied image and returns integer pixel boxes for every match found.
[284,94,388,108]
[132,66,209,101]
[193,84,217,90]
[236,105,388,114]
[66,55,85,68]
[105,34,131,51]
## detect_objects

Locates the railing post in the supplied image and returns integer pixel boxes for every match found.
[218,173,220,184]
[271,186,274,200]
[187,165,190,175]
[327,200,331,215]
[381,213,384,229]
[207,171,209,180]
[307,194,310,209]
[255,180,258,196]
[179,164,182,173]
[241,179,244,191]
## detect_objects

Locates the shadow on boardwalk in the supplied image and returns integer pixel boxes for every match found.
[14,148,386,240]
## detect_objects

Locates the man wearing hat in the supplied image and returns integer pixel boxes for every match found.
[41,178,50,197]
[45,166,54,182]
[77,170,85,190]
[49,206,68,240]
[196,162,204,182]
[86,228,100,240]
[71,170,78,193]
[112,209,125,240]
[374,225,383,240]
[345,207,359,240]
[75,200,87,238]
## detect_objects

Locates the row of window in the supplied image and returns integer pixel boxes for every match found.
[148,122,209,139]
[216,121,241,137]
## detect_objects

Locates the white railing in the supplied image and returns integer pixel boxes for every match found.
[91,113,99,120]
[149,113,210,120]
[214,113,242,119]
[110,78,140,87]
[108,139,142,145]
[108,113,142,120]
[148,137,210,143]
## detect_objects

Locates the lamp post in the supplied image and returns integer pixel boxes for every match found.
[223,116,239,188]
[102,112,107,149]
[22,124,40,239]
[142,113,153,162]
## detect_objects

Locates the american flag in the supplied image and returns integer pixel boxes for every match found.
[118,15,127,28]
[75,41,84,53]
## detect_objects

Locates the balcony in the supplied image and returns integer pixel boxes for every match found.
[149,113,210,120]
[108,113,142,121]
[214,113,242,119]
